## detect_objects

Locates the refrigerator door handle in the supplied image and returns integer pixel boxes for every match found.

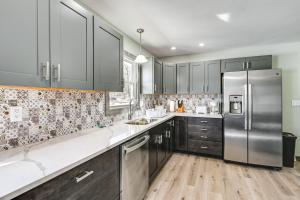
[244,84,248,130]
[248,84,252,130]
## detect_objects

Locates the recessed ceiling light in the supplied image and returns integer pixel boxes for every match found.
[217,13,231,22]
[171,46,176,50]
[199,43,205,47]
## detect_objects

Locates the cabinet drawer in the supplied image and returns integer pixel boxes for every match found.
[188,126,222,142]
[15,147,120,200]
[188,117,222,128]
[188,139,222,156]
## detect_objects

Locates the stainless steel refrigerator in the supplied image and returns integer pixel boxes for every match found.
[223,69,282,168]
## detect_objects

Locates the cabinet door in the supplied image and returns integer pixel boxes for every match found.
[190,62,205,94]
[177,63,190,94]
[245,55,272,70]
[14,147,120,200]
[154,60,163,94]
[0,0,50,87]
[157,125,166,168]
[94,16,124,92]
[164,120,174,160]
[149,132,158,181]
[50,0,93,89]
[221,57,246,73]
[174,117,188,151]
[163,64,177,94]
[205,60,221,94]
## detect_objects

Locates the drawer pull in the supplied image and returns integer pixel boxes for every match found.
[200,146,208,149]
[75,170,94,183]
[201,128,207,131]
[200,121,208,123]
[200,136,208,139]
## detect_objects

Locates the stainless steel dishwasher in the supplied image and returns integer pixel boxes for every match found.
[121,132,150,200]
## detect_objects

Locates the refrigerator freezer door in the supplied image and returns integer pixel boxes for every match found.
[248,70,282,167]
[223,71,248,163]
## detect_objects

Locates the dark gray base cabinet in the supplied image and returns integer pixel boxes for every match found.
[174,117,223,157]
[14,147,120,200]
[149,120,174,183]
[187,117,223,157]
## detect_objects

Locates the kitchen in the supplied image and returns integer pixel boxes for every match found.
[0,0,300,200]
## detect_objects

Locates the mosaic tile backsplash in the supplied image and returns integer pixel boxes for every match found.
[0,88,124,151]
[140,94,221,113]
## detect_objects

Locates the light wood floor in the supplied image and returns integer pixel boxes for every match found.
[145,153,300,200]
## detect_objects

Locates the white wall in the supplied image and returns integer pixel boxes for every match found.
[162,42,300,157]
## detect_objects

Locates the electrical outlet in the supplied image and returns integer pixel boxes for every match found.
[10,106,23,122]
[0,134,5,145]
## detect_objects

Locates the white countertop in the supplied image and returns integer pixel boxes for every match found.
[0,113,222,199]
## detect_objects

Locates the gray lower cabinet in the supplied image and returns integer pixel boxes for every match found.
[176,63,190,94]
[141,57,162,94]
[14,147,120,200]
[190,62,205,93]
[163,64,177,94]
[205,60,221,94]
[187,117,223,157]
[0,0,50,87]
[50,0,93,90]
[221,55,272,73]
[93,16,123,92]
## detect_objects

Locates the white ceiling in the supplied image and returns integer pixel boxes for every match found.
[79,0,300,57]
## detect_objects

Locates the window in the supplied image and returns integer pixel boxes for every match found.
[106,52,140,113]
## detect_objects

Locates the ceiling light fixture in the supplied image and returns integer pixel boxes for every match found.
[217,13,231,22]
[199,43,205,47]
[171,46,176,50]
[134,28,148,64]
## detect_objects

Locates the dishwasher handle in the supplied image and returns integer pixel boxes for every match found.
[124,135,150,155]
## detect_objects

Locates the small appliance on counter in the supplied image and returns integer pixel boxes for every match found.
[196,106,207,114]
[169,100,176,112]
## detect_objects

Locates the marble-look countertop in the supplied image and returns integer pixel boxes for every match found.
[0,113,222,200]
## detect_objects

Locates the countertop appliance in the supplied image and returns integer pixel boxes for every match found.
[223,69,282,168]
[121,132,150,200]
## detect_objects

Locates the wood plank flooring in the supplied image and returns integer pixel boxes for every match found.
[145,153,300,200]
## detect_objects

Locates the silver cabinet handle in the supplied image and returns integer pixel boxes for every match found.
[244,84,248,130]
[247,62,251,69]
[203,85,205,92]
[42,61,50,80]
[201,128,207,131]
[200,121,207,123]
[53,64,61,82]
[154,84,157,92]
[200,136,208,139]
[200,146,208,149]
[75,170,94,183]
[206,85,209,92]
[248,84,252,130]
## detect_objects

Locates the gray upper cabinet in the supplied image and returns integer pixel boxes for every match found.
[141,57,162,94]
[163,64,177,94]
[154,60,163,94]
[0,0,50,87]
[221,57,246,73]
[176,63,190,94]
[50,0,93,90]
[245,55,272,70]
[205,60,221,94]
[221,55,272,73]
[93,16,123,92]
[190,62,205,94]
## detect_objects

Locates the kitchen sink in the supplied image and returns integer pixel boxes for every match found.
[126,118,158,125]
